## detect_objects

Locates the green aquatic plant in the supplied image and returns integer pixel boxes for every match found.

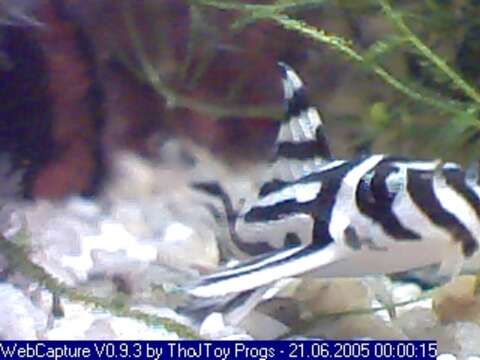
[179,0,480,160]
[0,233,201,339]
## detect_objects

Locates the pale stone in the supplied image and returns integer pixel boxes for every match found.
[433,276,480,324]
[0,283,48,339]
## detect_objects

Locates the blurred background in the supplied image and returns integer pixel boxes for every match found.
[1,0,480,199]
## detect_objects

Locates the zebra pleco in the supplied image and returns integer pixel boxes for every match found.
[187,63,480,298]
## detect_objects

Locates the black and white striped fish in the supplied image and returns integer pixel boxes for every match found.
[187,63,480,298]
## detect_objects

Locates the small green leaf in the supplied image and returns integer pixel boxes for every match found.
[369,102,391,129]
[364,36,407,63]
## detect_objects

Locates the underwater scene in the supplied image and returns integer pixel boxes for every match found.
[1,0,480,357]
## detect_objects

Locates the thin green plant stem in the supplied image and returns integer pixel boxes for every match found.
[123,3,282,120]
[378,0,480,105]
[271,14,469,116]
[192,0,328,31]
[0,234,201,339]
[191,0,327,13]
[195,0,478,117]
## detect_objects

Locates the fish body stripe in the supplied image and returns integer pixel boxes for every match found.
[258,160,347,197]
[259,179,289,197]
[276,138,330,161]
[276,127,330,160]
[285,87,310,117]
[444,169,480,219]
[407,169,478,256]
[244,198,312,223]
[328,155,385,242]
[355,161,421,240]
[244,160,358,225]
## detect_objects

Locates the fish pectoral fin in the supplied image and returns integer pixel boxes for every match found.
[186,241,344,298]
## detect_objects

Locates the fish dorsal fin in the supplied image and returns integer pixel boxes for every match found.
[466,160,479,185]
[272,63,333,182]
